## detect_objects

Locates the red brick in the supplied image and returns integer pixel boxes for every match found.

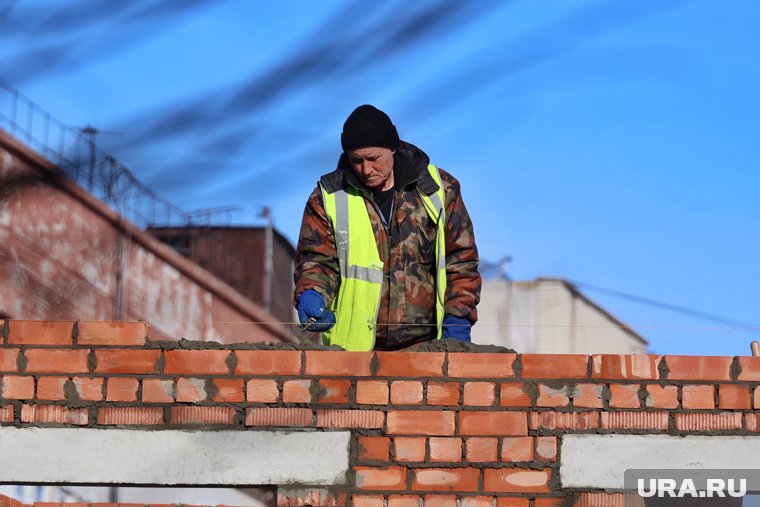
[448,353,515,378]
[501,436,533,462]
[305,351,372,376]
[534,499,565,507]
[387,410,455,435]
[0,349,18,372]
[318,379,350,404]
[521,354,588,379]
[429,437,462,462]
[282,379,312,403]
[665,356,732,381]
[427,381,460,405]
[592,355,659,380]
[537,384,570,407]
[65,377,102,402]
[500,383,532,407]
[463,382,495,406]
[141,378,174,403]
[8,320,74,345]
[77,321,147,346]
[246,407,312,427]
[484,468,551,493]
[234,350,301,376]
[176,378,207,403]
[0,493,25,507]
[536,436,557,461]
[755,387,760,410]
[530,411,599,430]
[21,405,88,425]
[394,436,426,462]
[600,411,668,431]
[461,498,495,507]
[682,385,715,409]
[746,413,760,432]
[247,379,279,403]
[94,349,160,374]
[575,492,627,507]
[317,409,384,429]
[97,407,164,425]
[277,489,345,507]
[737,357,760,381]
[356,380,389,405]
[2,375,34,399]
[573,384,604,408]
[352,496,384,507]
[676,412,742,431]
[387,496,421,507]
[460,411,527,435]
[609,384,641,408]
[212,378,244,403]
[645,385,678,409]
[354,466,407,490]
[36,376,68,401]
[170,406,235,425]
[718,384,751,409]
[25,349,88,374]
[165,350,230,375]
[424,495,459,507]
[105,377,139,402]
[0,405,13,422]
[376,351,445,377]
[466,437,498,462]
[358,436,390,462]
[390,380,423,405]
[497,499,530,507]
[411,468,479,492]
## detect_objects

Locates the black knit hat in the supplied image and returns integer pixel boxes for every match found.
[341,104,400,153]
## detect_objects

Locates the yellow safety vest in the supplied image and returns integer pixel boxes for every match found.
[319,164,447,351]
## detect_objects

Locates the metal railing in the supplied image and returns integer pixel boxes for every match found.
[0,79,236,228]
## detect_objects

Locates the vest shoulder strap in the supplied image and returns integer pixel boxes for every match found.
[417,164,445,223]
[319,168,344,194]
[417,164,441,196]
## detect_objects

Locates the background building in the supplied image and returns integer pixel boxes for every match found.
[473,277,648,354]
[147,225,296,326]
[0,92,296,344]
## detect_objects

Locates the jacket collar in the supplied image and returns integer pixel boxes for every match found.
[337,140,434,195]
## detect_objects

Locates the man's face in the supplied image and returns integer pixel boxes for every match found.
[347,147,395,190]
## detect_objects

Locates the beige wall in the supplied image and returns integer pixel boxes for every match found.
[0,131,295,344]
[473,278,647,354]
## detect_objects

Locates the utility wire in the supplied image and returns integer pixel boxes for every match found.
[569,280,760,332]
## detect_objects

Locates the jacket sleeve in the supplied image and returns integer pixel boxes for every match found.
[439,168,482,323]
[293,185,341,307]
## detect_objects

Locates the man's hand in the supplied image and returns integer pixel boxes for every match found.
[296,290,336,332]
[442,315,471,342]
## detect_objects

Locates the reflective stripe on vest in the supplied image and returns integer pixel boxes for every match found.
[319,164,447,351]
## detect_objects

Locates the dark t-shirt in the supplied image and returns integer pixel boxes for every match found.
[372,187,394,226]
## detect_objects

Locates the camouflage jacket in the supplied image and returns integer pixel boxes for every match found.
[294,141,481,350]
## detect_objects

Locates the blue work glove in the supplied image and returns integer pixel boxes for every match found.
[296,290,335,332]
[442,315,471,342]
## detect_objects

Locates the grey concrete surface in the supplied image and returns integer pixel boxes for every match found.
[0,427,350,486]
[561,434,760,489]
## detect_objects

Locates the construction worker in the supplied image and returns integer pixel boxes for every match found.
[293,104,481,351]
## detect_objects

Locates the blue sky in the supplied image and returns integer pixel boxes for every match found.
[1,0,758,356]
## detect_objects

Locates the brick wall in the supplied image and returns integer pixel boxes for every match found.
[2,319,759,506]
